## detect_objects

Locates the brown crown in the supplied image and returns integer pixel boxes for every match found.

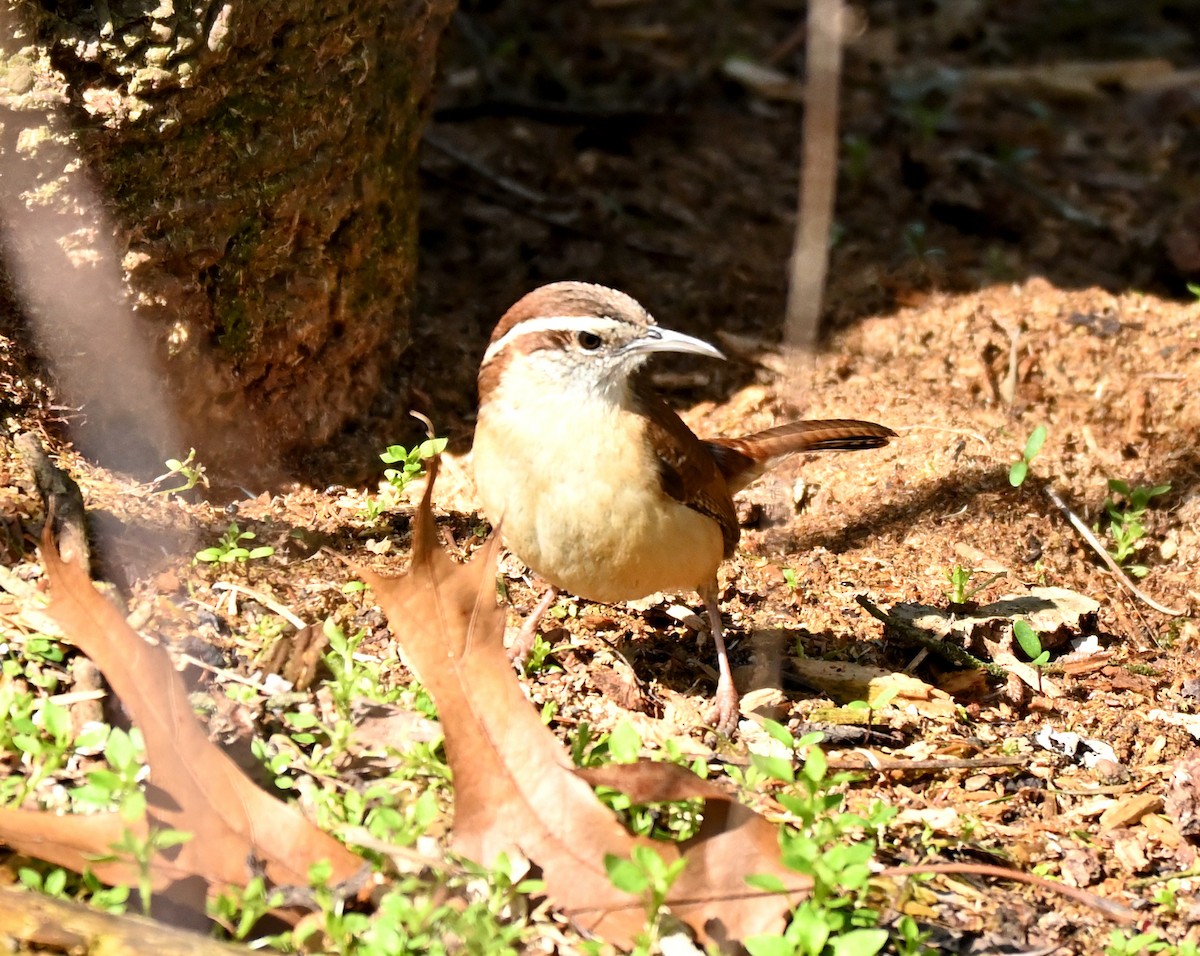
[487,281,653,344]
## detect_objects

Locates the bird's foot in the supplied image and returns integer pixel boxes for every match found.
[707,677,741,737]
[505,585,559,669]
[505,617,540,668]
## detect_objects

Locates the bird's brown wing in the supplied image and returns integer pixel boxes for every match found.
[635,386,741,558]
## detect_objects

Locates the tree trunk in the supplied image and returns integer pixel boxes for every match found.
[0,0,454,480]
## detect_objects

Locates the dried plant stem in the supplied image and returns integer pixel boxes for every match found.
[1043,486,1185,617]
[784,0,844,350]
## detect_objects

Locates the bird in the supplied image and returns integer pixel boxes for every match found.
[472,281,894,734]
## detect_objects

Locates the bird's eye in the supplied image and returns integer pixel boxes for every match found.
[577,331,603,350]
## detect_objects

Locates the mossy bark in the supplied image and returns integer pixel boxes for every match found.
[0,0,454,479]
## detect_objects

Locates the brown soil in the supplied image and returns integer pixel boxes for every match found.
[3,0,1200,952]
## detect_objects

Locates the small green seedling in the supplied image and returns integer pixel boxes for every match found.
[1100,480,1171,577]
[523,631,560,675]
[1187,282,1200,300]
[604,845,687,953]
[361,437,448,520]
[902,221,945,264]
[151,448,208,496]
[380,438,448,497]
[782,568,799,592]
[195,523,274,564]
[1009,425,1046,487]
[946,565,1005,605]
[1013,620,1049,668]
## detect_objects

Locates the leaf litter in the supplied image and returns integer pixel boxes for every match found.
[0,524,362,923]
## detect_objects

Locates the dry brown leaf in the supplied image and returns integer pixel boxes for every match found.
[5,530,362,919]
[790,658,957,719]
[0,807,151,887]
[361,468,805,949]
[577,762,808,946]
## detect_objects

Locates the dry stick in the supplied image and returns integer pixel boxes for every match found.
[783,0,844,350]
[826,754,1031,773]
[877,862,1137,925]
[589,859,1135,926]
[856,595,1010,678]
[423,131,552,206]
[1043,486,1185,617]
[0,883,256,956]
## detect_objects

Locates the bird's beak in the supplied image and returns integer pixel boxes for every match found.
[624,326,725,361]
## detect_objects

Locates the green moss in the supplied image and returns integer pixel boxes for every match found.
[215,298,253,354]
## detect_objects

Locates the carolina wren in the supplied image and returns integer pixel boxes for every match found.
[473,282,894,734]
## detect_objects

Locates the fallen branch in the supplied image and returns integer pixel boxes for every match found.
[0,884,255,955]
[856,595,1009,678]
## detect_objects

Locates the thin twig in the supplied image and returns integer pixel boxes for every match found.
[1043,486,1185,616]
[878,862,1137,924]
[423,131,551,206]
[953,150,1109,231]
[210,582,307,629]
[826,754,1032,772]
[175,653,289,695]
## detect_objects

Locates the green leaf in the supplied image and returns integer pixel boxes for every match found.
[153,828,193,850]
[744,936,795,956]
[418,437,448,458]
[607,720,642,764]
[1013,620,1043,659]
[41,700,69,740]
[871,685,900,710]
[790,905,831,956]
[86,768,124,792]
[830,928,889,956]
[1023,425,1047,460]
[744,872,788,894]
[285,711,321,729]
[760,718,795,750]
[248,546,275,560]
[802,745,828,784]
[17,868,41,890]
[195,548,222,562]
[603,854,648,894]
[105,728,136,769]
[1008,460,1028,487]
[43,867,67,896]
[750,752,795,783]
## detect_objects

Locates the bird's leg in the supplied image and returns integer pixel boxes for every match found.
[699,581,739,735]
[507,585,559,667]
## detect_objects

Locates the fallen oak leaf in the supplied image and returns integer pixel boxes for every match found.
[578,762,809,947]
[18,528,362,920]
[361,464,804,949]
[0,807,154,888]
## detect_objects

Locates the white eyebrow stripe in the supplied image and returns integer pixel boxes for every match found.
[481,315,628,365]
